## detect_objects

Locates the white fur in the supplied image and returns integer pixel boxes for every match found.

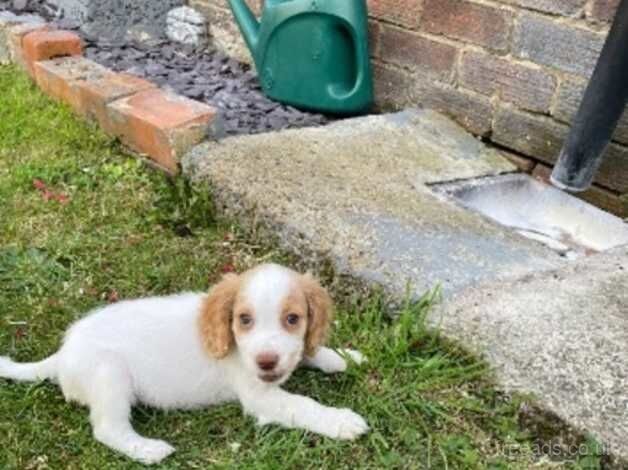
[0,264,368,465]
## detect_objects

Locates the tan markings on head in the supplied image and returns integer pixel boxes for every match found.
[198,273,241,358]
[299,273,333,357]
[280,290,308,334]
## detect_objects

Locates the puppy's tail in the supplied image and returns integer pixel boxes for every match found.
[0,353,58,382]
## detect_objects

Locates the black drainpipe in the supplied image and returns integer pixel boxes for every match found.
[550,0,628,192]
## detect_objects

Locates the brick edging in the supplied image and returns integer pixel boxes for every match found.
[0,17,223,174]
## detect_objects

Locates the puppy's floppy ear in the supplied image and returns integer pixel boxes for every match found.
[198,273,241,358]
[301,273,333,358]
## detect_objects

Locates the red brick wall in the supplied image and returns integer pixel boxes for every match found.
[370,0,628,216]
[193,0,627,217]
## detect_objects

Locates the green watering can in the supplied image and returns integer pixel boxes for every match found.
[228,0,374,115]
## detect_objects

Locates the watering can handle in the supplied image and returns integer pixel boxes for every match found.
[351,26,368,96]
[328,20,368,104]
[228,0,261,51]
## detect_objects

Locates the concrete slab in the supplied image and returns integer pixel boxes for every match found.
[438,247,628,462]
[184,109,562,299]
[182,108,628,463]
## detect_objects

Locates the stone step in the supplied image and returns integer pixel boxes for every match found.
[439,246,628,464]
[183,109,560,298]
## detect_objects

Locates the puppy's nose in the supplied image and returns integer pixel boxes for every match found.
[256,352,279,371]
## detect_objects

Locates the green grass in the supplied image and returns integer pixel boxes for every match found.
[0,66,599,469]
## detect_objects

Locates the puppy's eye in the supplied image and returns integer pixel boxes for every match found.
[239,314,253,326]
[286,313,299,325]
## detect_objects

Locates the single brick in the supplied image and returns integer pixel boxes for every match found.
[493,105,568,162]
[532,164,627,217]
[493,105,628,192]
[367,0,423,29]
[373,62,492,135]
[599,143,628,193]
[587,0,620,22]
[7,22,49,70]
[498,0,585,16]
[75,72,156,131]
[22,30,83,77]
[421,0,512,51]
[106,89,220,173]
[553,76,628,145]
[380,26,457,81]
[459,51,557,113]
[513,13,605,77]
[530,162,555,183]
[579,187,627,218]
[372,61,420,110]
[33,57,108,111]
[500,150,537,172]
[417,82,493,136]
[368,20,381,58]
[552,77,583,123]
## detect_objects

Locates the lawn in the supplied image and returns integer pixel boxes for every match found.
[0,66,595,469]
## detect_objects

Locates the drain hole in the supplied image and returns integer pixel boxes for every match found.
[432,173,628,258]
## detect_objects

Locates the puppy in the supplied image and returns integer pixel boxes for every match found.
[0,263,368,464]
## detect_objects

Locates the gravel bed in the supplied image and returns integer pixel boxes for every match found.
[1,2,331,136]
[82,41,330,135]
[0,0,56,18]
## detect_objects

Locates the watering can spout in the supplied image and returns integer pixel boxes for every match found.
[228,0,260,51]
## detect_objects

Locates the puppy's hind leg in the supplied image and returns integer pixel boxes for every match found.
[84,353,174,465]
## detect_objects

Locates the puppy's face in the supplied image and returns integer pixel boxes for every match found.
[232,267,308,383]
[199,264,332,385]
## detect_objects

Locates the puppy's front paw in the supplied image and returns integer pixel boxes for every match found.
[319,352,347,373]
[326,408,369,440]
[316,349,367,374]
[339,349,366,366]
[131,439,175,465]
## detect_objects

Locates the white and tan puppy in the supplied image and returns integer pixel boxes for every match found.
[0,263,367,464]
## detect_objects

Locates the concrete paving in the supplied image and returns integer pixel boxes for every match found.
[438,246,628,463]
[184,109,562,297]
[182,108,628,463]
